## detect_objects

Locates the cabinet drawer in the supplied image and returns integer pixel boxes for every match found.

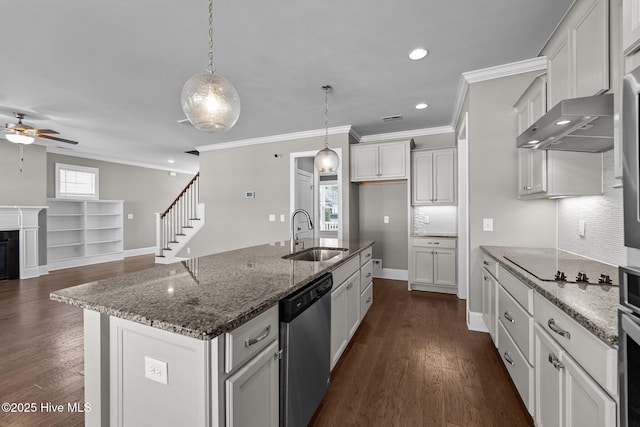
[481,251,499,279]
[225,305,279,374]
[411,237,456,249]
[498,285,534,363]
[498,322,534,414]
[360,282,373,319]
[332,256,360,286]
[534,293,617,396]
[360,246,373,265]
[498,266,533,314]
[360,260,373,293]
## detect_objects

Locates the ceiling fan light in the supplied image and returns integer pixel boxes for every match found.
[6,133,35,144]
[181,72,241,132]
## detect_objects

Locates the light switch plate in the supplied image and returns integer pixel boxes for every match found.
[383,216,389,224]
[578,220,586,236]
[483,218,493,232]
[144,356,168,385]
[280,214,285,222]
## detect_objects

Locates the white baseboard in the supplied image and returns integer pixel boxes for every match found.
[374,268,408,281]
[124,247,156,257]
[467,310,489,332]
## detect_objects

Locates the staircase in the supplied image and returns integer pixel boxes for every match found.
[155,173,204,264]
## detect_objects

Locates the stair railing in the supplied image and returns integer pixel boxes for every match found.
[156,173,200,257]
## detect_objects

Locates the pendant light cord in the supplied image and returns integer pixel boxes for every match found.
[323,85,332,149]
[207,0,216,74]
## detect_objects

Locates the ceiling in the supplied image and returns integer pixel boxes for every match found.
[1,0,571,173]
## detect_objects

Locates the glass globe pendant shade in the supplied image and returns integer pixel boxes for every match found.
[181,72,241,132]
[6,133,35,144]
[314,146,340,173]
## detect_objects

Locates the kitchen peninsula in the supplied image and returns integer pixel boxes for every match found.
[50,238,374,427]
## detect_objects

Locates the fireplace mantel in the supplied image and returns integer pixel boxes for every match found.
[0,206,47,279]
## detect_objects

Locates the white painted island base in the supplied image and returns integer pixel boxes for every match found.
[83,306,279,427]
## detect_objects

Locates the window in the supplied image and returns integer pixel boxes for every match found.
[319,176,339,232]
[55,163,99,199]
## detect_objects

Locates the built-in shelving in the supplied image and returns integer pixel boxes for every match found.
[47,199,124,270]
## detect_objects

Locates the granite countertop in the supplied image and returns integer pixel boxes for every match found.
[411,232,458,238]
[51,238,374,340]
[481,246,618,346]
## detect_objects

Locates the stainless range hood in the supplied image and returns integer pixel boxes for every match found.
[516,93,613,153]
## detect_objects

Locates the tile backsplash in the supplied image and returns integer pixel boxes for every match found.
[412,205,457,234]
[557,150,625,266]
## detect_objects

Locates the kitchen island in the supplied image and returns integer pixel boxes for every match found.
[50,238,374,427]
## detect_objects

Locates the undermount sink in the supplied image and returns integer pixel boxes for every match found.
[282,247,348,262]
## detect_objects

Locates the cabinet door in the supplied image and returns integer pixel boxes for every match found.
[433,248,456,287]
[482,272,496,344]
[529,149,547,194]
[412,151,434,204]
[562,351,616,427]
[534,325,563,427]
[378,142,407,179]
[518,149,532,196]
[225,340,279,427]
[433,149,456,204]
[411,247,435,285]
[330,281,348,369]
[573,0,609,97]
[346,272,361,338]
[516,101,530,134]
[547,33,572,110]
[350,145,379,181]
[623,0,640,55]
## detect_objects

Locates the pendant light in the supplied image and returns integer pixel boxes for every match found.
[314,85,339,173]
[181,0,240,132]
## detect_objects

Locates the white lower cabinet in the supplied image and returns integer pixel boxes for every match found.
[534,324,616,427]
[481,270,497,345]
[225,340,279,427]
[330,270,361,370]
[409,237,457,293]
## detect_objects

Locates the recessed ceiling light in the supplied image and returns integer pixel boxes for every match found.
[409,48,428,61]
[555,120,571,125]
[168,159,175,163]
[415,103,429,110]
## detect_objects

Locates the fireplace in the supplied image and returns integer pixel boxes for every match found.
[0,230,19,280]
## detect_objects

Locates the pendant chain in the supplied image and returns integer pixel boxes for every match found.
[207,0,215,74]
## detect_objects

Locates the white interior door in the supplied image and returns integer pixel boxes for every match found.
[295,169,314,239]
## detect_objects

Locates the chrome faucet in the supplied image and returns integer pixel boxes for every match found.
[290,209,313,253]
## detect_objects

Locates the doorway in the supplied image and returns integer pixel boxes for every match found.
[290,150,343,241]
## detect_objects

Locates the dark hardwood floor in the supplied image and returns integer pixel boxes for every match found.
[0,259,532,426]
[309,279,533,427]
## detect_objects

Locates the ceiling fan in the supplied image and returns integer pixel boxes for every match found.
[1,112,78,145]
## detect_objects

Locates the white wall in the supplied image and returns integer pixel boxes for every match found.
[557,150,625,265]
[467,73,557,312]
[187,132,353,257]
[0,143,47,205]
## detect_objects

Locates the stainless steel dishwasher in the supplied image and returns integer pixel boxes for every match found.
[280,273,333,427]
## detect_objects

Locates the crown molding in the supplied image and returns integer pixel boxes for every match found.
[46,147,197,175]
[197,125,352,152]
[451,56,547,127]
[357,126,454,143]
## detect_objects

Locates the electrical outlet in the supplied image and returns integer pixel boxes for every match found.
[269,214,276,222]
[483,218,493,232]
[127,213,134,220]
[144,356,168,385]
[186,247,191,254]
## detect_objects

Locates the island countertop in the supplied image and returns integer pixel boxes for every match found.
[51,238,374,340]
[481,246,619,346]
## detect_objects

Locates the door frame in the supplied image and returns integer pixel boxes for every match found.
[289,149,343,241]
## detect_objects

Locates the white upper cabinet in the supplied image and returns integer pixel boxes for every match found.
[350,140,412,182]
[623,0,640,55]
[412,148,457,205]
[542,0,609,110]
[514,74,603,199]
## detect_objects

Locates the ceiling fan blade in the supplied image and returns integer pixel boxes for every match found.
[35,129,60,135]
[38,134,79,145]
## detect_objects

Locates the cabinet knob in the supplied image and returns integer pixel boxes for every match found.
[483,260,490,266]
[523,186,532,191]
[548,353,564,370]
